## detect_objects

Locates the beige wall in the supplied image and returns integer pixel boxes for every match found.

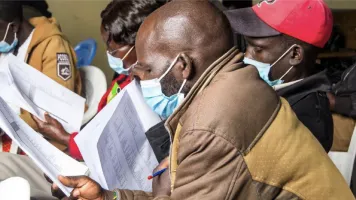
[327,0,356,9]
[47,0,113,84]
[252,0,356,9]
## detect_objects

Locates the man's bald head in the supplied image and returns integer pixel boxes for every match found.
[134,0,233,96]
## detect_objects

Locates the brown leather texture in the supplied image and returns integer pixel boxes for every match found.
[331,113,355,151]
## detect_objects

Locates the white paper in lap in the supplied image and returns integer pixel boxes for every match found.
[0,54,85,132]
[76,81,160,191]
[0,97,88,197]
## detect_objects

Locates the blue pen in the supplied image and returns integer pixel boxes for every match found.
[147,168,167,180]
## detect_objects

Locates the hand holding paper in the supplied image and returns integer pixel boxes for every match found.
[0,54,85,132]
[75,80,161,191]
[0,97,88,197]
[32,113,71,146]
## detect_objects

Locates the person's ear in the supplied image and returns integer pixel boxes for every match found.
[289,45,303,66]
[176,53,193,80]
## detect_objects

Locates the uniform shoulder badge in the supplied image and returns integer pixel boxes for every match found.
[57,53,72,81]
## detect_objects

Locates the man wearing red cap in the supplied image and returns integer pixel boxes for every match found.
[225,0,334,152]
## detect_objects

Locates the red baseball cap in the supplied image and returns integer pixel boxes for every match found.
[224,0,333,48]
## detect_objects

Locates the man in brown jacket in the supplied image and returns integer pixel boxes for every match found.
[58,1,354,199]
[0,1,81,153]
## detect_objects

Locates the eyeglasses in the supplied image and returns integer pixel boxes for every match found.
[108,46,135,60]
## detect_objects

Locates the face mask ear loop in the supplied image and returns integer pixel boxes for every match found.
[158,54,180,81]
[128,61,138,72]
[279,65,294,81]
[2,22,13,42]
[271,44,298,67]
[178,79,187,94]
[122,46,135,61]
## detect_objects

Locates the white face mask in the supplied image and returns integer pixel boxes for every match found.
[140,55,186,119]
[107,46,135,75]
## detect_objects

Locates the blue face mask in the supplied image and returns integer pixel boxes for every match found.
[140,55,186,119]
[0,22,18,53]
[243,57,283,86]
[107,46,135,75]
[243,44,297,87]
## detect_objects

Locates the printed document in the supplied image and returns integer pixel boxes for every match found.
[75,80,161,191]
[0,54,85,132]
[0,97,88,197]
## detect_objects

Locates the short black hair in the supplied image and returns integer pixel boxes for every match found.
[21,0,52,18]
[101,0,165,46]
[0,1,22,22]
[222,0,252,9]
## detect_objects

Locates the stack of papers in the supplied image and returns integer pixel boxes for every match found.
[0,54,163,195]
[75,80,161,191]
[0,97,88,196]
[0,54,85,132]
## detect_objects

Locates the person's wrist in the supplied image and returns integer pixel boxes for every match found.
[102,190,117,200]
[60,131,70,145]
[326,92,336,111]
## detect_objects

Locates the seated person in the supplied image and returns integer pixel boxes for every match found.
[0,1,81,154]
[56,1,353,199]
[98,0,164,112]
[31,0,166,160]
[224,0,334,152]
[327,64,356,151]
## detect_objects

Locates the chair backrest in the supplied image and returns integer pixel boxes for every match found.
[79,66,107,125]
[74,39,97,68]
[329,125,356,185]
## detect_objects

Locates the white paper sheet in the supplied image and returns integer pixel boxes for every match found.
[328,125,356,185]
[0,97,89,197]
[75,80,161,191]
[0,54,85,132]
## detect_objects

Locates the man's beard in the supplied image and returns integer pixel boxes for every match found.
[160,70,184,97]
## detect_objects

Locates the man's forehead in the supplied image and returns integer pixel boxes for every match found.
[136,50,170,68]
[136,23,171,61]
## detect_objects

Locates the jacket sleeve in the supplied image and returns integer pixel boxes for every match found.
[20,36,78,132]
[116,130,242,200]
[68,132,83,160]
[168,130,242,199]
[332,62,356,118]
[333,94,356,118]
[114,190,154,200]
[41,35,77,90]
